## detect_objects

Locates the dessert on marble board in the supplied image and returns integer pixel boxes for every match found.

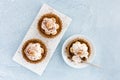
[38,13,62,38]
[22,39,47,64]
[13,4,72,75]
[62,35,94,68]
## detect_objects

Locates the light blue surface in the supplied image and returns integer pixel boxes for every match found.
[0,0,120,80]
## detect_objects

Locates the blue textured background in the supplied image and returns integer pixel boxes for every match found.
[0,0,120,80]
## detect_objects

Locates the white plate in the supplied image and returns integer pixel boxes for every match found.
[62,34,95,69]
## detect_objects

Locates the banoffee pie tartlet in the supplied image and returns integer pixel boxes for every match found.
[37,13,62,38]
[22,39,47,63]
[66,39,91,63]
[62,35,94,68]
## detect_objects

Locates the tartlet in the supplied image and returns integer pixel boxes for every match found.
[66,38,91,63]
[62,35,94,68]
[37,13,62,38]
[22,39,47,64]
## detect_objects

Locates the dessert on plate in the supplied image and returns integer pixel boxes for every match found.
[66,38,91,63]
[13,4,72,75]
[22,39,47,63]
[37,13,62,38]
[62,35,94,68]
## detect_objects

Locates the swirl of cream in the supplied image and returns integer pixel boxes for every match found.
[24,43,44,61]
[70,41,89,63]
[41,17,59,35]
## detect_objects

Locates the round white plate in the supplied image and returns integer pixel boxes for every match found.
[62,34,95,69]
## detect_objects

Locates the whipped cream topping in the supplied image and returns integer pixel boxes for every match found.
[72,55,81,63]
[24,43,44,61]
[41,17,59,35]
[70,41,89,63]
